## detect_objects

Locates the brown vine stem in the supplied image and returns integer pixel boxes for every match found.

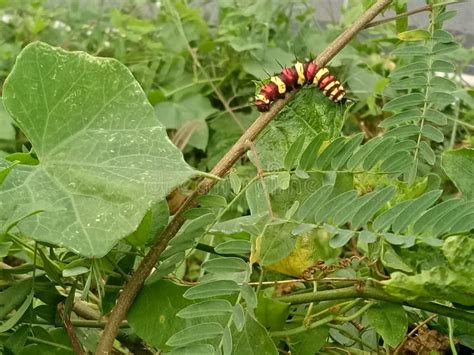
[393,314,437,355]
[58,303,84,355]
[96,0,393,353]
[363,1,464,29]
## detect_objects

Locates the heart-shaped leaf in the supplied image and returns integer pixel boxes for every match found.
[1,42,196,257]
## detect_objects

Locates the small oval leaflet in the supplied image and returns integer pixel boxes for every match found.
[183,280,240,300]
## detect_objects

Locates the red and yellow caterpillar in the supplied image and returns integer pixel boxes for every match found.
[255,61,346,112]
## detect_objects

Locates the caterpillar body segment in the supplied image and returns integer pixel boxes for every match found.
[255,61,346,112]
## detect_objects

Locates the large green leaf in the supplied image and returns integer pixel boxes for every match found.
[289,325,329,354]
[442,148,474,200]
[155,95,216,150]
[384,236,474,306]
[0,42,195,257]
[0,99,15,141]
[254,87,346,171]
[366,302,407,348]
[127,280,227,351]
[231,312,278,355]
[255,288,290,330]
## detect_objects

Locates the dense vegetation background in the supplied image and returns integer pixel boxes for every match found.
[0,0,473,354]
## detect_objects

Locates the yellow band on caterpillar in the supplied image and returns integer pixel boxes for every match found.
[334,92,345,102]
[295,62,305,85]
[329,86,340,100]
[313,67,329,85]
[323,80,338,95]
[271,76,286,94]
[255,94,270,104]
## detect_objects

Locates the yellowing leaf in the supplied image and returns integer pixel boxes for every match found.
[397,29,431,41]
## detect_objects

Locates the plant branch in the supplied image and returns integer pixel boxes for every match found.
[0,333,73,351]
[393,314,437,355]
[363,1,464,29]
[96,1,393,353]
[166,0,245,131]
[364,4,432,29]
[58,303,84,355]
[276,286,474,323]
[9,317,129,328]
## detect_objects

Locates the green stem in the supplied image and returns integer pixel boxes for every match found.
[328,324,377,352]
[271,299,364,337]
[447,115,474,130]
[163,78,224,98]
[333,302,373,322]
[8,318,129,329]
[304,282,317,324]
[449,100,460,149]
[270,314,334,337]
[194,243,248,260]
[276,286,474,323]
[448,317,458,355]
[0,333,73,351]
[218,293,242,352]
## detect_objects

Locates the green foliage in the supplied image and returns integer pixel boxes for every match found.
[442,148,474,199]
[127,280,228,351]
[366,302,407,348]
[0,42,195,257]
[381,5,461,184]
[384,236,474,306]
[0,0,473,354]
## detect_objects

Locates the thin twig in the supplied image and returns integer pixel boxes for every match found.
[363,1,464,29]
[0,333,73,351]
[246,277,368,286]
[166,0,245,131]
[58,303,84,355]
[95,1,393,353]
[245,139,274,218]
[393,314,437,354]
[364,4,432,29]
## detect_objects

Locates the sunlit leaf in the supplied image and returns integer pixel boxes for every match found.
[397,29,430,41]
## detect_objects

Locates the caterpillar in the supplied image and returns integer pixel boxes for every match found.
[255,60,346,112]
